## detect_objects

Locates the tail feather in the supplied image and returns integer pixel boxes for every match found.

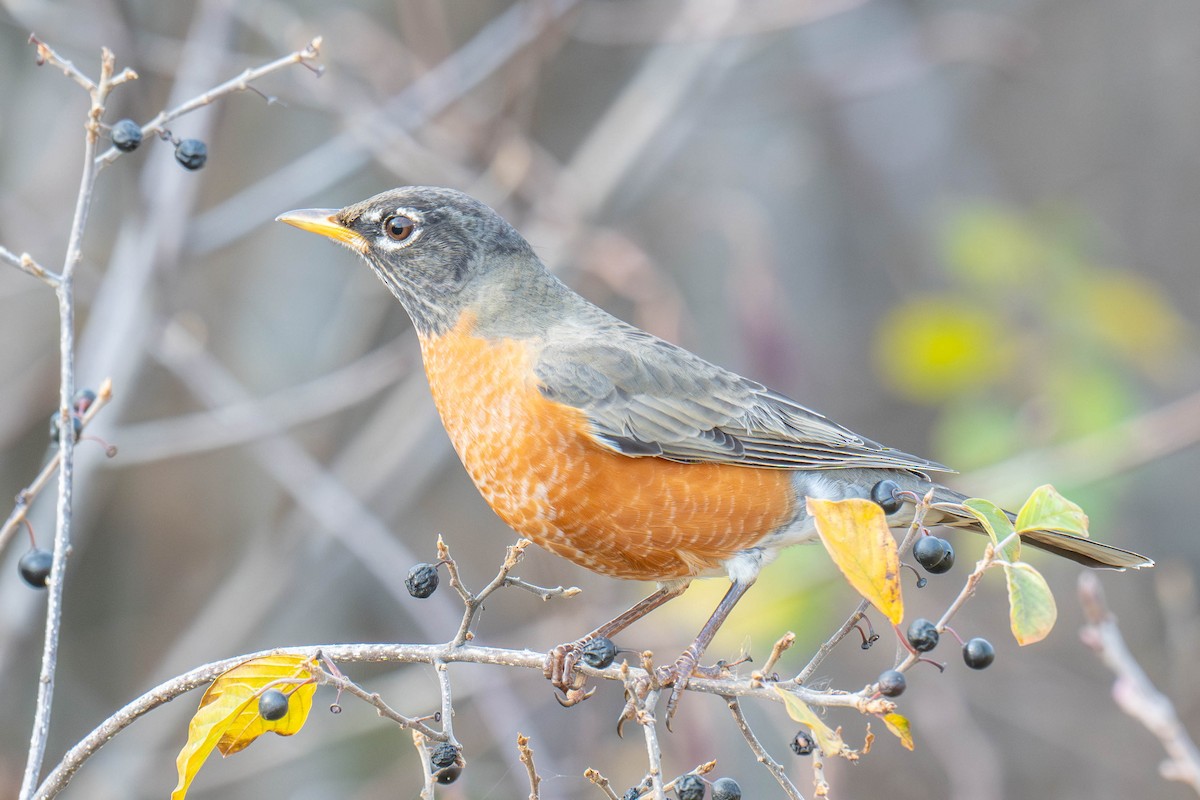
[921,485,1154,571]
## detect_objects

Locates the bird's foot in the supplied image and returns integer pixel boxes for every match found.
[614,648,730,735]
[657,646,702,730]
[544,639,596,707]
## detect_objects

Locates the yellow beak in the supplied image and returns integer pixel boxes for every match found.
[276,208,368,254]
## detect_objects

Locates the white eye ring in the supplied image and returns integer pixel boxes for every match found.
[384,214,416,242]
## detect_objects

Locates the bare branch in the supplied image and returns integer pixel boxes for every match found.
[517,733,541,800]
[727,698,805,800]
[0,245,60,286]
[1079,573,1200,795]
[0,380,114,558]
[31,640,888,799]
[504,576,583,601]
[27,35,97,92]
[95,38,323,168]
[584,767,623,800]
[316,669,443,741]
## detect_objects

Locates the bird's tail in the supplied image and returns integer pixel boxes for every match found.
[919,484,1153,571]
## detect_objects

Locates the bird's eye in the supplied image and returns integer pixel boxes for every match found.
[384,215,416,242]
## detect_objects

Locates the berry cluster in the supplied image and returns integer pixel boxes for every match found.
[108,118,207,170]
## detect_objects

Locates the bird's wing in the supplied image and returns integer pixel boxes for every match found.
[533,325,947,473]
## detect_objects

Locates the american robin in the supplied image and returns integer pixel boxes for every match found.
[278,187,1152,718]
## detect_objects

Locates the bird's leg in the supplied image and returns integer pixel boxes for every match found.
[546,583,689,706]
[658,578,755,729]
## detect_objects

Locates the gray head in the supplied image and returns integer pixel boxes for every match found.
[278,186,548,337]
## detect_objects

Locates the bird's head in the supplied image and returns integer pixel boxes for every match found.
[278,186,540,337]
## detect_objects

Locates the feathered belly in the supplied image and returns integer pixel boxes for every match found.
[419,319,799,580]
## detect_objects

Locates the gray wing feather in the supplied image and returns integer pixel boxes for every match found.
[534,321,947,474]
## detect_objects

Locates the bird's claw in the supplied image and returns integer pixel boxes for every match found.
[545,639,593,706]
[555,685,596,707]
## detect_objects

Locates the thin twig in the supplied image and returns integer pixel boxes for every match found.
[517,733,541,800]
[811,751,830,797]
[0,245,59,286]
[444,537,534,646]
[412,731,436,800]
[27,35,97,92]
[726,697,805,800]
[1079,573,1200,795]
[637,689,667,800]
[316,670,443,740]
[757,632,796,681]
[20,40,121,799]
[584,767,622,800]
[504,576,583,601]
[433,660,457,747]
[0,380,113,558]
[94,38,323,169]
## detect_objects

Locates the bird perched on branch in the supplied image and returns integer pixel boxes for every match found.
[279,187,1151,722]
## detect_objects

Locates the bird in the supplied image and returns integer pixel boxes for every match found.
[278,187,1152,719]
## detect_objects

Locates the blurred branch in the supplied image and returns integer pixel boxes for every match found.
[967,388,1200,500]
[0,245,58,286]
[112,327,410,464]
[1079,573,1200,796]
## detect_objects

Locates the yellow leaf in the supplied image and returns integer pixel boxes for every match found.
[1003,563,1057,645]
[807,498,903,625]
[774,687,854,759]
[962,498,1019,561]
[881,713,915,750]
[172,655,318,800]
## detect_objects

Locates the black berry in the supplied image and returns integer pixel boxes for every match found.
[73,388,97,415]
[110,119,142,152]
[790,729,816,755]
[580,636,617,669]
[175,138,208,170]
[963,637,996,670]
[870,479,902,514]
[435,765,461,784]
[906,618,939,652]
[675,773,705,800]
[258,689,289,721]
[877,669,907,697]
[49,412,82,444]
[711,777,742,800]
[405,562,439,598]
[430,742,459,770]
[623,790,641,800]
[18,548,53,588]
[913,536,955,574]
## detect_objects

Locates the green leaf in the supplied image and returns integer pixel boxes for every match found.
[1015,485,1089,538]
[1003,563,1057,645]
[962,498,1019,561]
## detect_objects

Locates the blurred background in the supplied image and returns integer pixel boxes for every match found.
[1,0,1198,798]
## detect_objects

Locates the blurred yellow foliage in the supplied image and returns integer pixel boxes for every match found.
[874,298,1013,402]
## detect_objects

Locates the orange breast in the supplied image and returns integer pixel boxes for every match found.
[418,314,798,580]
